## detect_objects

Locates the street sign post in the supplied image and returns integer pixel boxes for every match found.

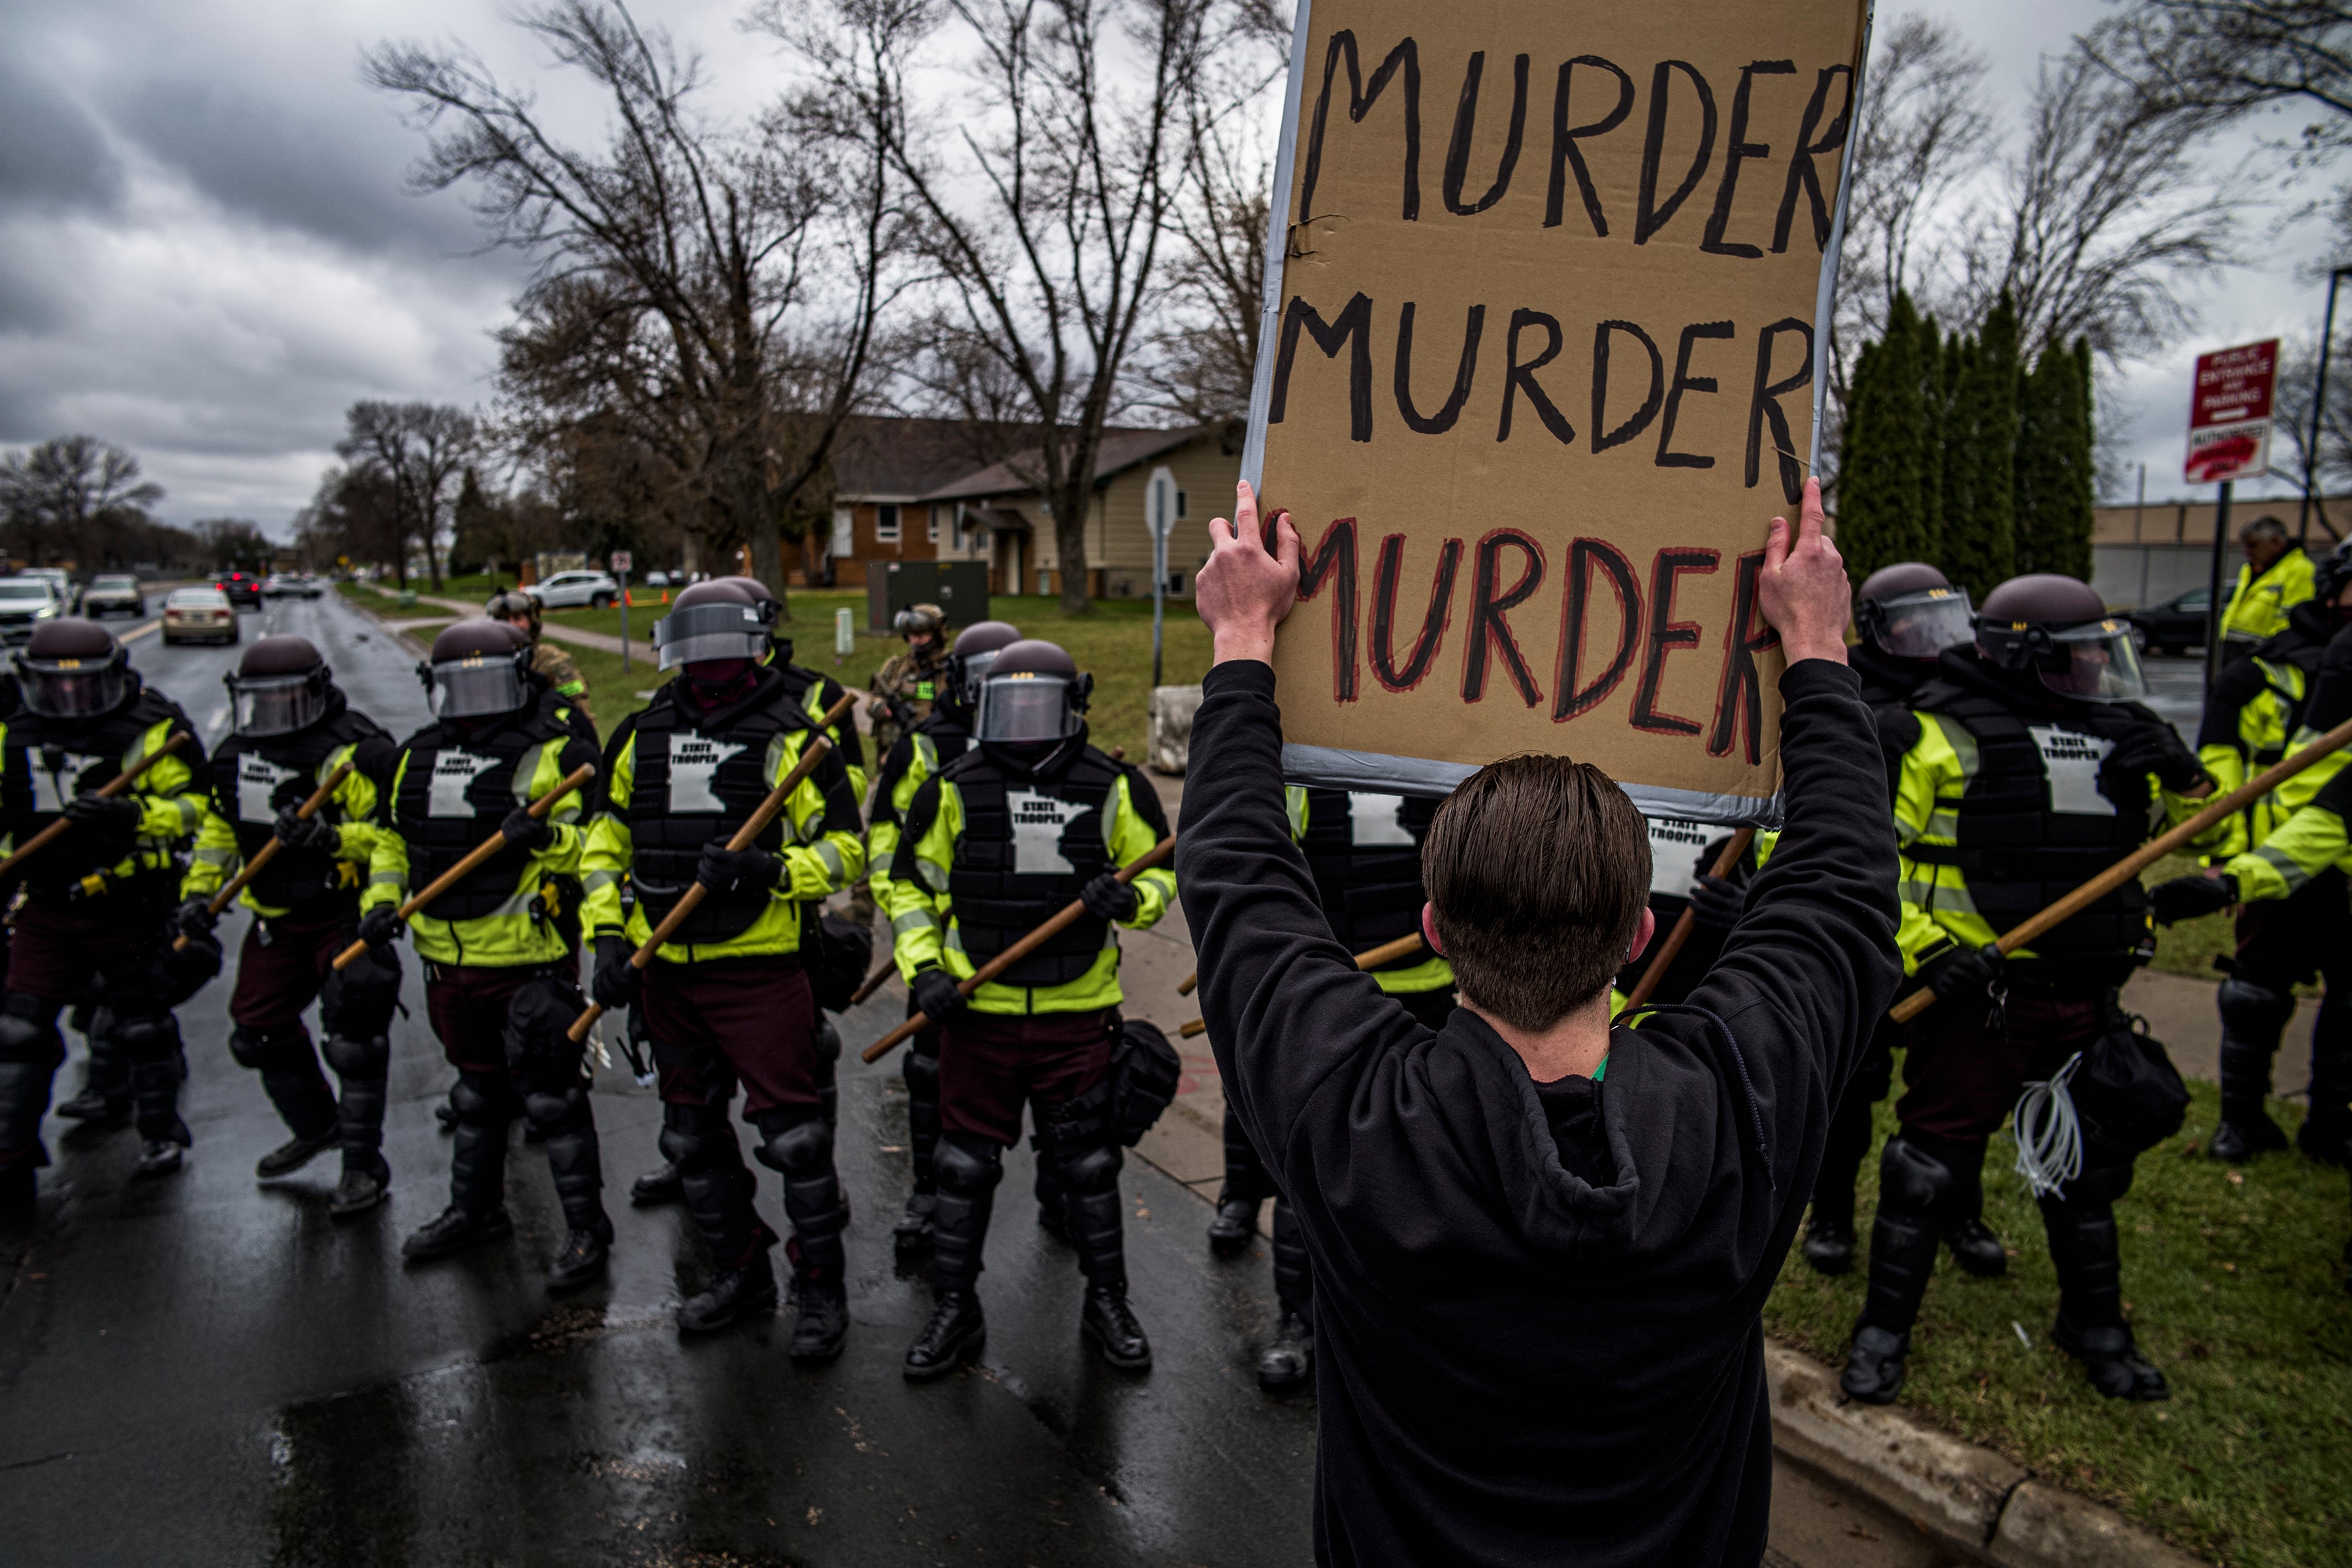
[611,551,634,673]
[2186,339,2279,696]
[1147,466,1175,689]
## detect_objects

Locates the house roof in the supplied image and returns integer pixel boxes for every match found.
[826,416,1037,500]
[921,425,1215,502]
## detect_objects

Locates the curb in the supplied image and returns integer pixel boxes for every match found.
[1765,1342,2204,1567]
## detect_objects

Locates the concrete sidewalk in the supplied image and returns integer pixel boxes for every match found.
[351,582,655,660]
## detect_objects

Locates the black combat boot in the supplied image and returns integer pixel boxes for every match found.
[1257,1307,1315,1391]
[2212,983,2293,1162]
[324,1033,391,1218]
[2043,1164,2168,1401]
[404,1073,514,1261]
[755,1109,851,1362]
[1063,1141,1149,1373]
[1081,1286,1152,1371]
[1258,1200,1315,1390]
[255,1132,336,1179]
[125,1014,192,1179]
[56,1005,128,1124]
[787,1240,851,1363]
[1937,1141,2008,1277]
[1943,1217,2010,1277]
[674,1120,779,1333]
[1840,1134,1958,1404]
[904,1289,986,1380]
[536,1088,612,1293]
[678,1249,779,1333]
[908,1134,1002,1380]
[1209,1107,1266,1256]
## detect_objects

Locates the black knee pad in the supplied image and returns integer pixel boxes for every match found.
[935,1133,1004,1197]
[1878,1133,1963,1220]
[657,1101,732,1172]
[525,1083,593,1139]
[227,1025,305,1070]
[323,1034,389,1080]
[450,1071,514,1128]
[1058,1140,1122,1196]
[2218,977,2295,1040]
[113,1012,181,1064]
[0,994,62,1066]
[753,1109,833,1176]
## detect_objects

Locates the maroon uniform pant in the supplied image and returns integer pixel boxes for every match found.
[939,1007,1115,1146]
[643,954,819,1115]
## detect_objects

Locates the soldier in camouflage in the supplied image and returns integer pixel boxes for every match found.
[489,591,595,727]
[868,604,951,762]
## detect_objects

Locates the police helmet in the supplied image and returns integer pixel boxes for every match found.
[226,635,333,737]
[1974,574,2146,703]
[947,620,1022,711]
[654,580,769,671]
[1854,563,1973,660]
[485,589,542,640]
[421,619,532,718]
[975,638,1092,742]
[894,602,947,641]
[15,619,131,719]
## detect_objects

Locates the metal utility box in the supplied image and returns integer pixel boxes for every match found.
[867,561,990,632]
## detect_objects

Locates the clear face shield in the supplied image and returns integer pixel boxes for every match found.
[429,653,528,718]
[16,657,127,719]
[653,603,768,671]
[976,671,1081,742]
[2035,619,2149,702]
[1866,587,1975,659]
[229,671,328,737]
[955,649,1003,708]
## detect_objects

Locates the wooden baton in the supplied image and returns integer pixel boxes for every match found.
[860,835,1177,1064]
[1886,714,2352,1024]
[566,691,860,1041]
[172,759,354,951]
[1177,929,1429,1039]
[1622,828,1757,1011]
[0,730,193,883]
[331,762,597,970]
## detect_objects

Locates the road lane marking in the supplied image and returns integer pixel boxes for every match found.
[122,620,160,644]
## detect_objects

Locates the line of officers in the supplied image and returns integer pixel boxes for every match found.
[0,585,1194,1380]
[1212,553,2352,1404]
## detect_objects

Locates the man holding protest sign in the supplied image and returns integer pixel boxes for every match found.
[1183,476,1896,1564]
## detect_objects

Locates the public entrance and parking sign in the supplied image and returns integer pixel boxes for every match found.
[2184,339,2278,485]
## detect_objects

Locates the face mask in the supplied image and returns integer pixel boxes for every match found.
[683,658,757,708]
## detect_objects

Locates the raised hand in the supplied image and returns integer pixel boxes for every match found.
[1756,478,1848,666]
[1196,479,1301,667]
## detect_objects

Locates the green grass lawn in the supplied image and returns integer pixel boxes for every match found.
[1766,1074,2352,1568]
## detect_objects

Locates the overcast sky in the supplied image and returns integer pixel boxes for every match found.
[0,0,2337,536]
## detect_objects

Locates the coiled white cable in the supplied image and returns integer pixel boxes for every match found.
[2012,1051,2085,1200]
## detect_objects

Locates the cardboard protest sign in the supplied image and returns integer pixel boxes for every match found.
[1244,0,1871,823]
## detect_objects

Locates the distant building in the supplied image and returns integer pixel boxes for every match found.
[782,416,1243,598]
[2091,495,2347,609]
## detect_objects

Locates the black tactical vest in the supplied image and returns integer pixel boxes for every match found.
[390,702,571,923]
[1909,676,2167,958]
[942,745,1122,988]
[1298,788,1435,970]
[208,704,387,910]
[775,662,864,772]
[625,682,811,943]
[7,685,196,894]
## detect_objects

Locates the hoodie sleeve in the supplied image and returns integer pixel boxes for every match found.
[1177,661,1429,1167]
[1677,660,1904,1196]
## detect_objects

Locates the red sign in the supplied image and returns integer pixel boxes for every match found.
[2185,338,2278,485]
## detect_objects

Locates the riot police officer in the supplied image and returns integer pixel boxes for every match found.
[362,619,610,1289]
[488,589,594,726]
[2157,545,2352,1166]
[0,619,210,1202]
[583,580,867,1356]
[1801,563,2003,1277]
[884,639,1176,1379]
[872,619,1021,1249]
[1843,576,2210,1405]
[171,637,402,1215]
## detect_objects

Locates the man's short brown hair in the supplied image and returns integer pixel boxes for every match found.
[1422,755,1651,1030]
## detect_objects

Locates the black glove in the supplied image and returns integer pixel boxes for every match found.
[1080,873,1139,923]
[1917,942,2004,1002]
[591,935,644,1010]
[357,905,404,950]
[64,793,140,843]
[1685,874,1744,934]
[2103,725,2207,796]
[272,806,340,854]
[2152,871,2238,925]
[910,965,968,1024]
[172,895,218,940]
[696,840,782,894]
[500,806,552,851]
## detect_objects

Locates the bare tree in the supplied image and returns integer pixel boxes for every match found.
[789,0,1219,613]
[336,402,478,591]
[0,435,167,568]
[367,0,906,613]
[1145,93,1273,423]
[1959,48,2242,365]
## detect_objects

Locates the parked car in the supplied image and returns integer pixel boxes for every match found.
[526,570,620,609]
[80,573,144,618]
[213,570,263,609]
[163,587,238,645]
[643,570,671,588]
[261,572,321,600]
[2127,587,2213,657]
[0,578,65,644]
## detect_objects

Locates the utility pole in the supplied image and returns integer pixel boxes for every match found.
[2299,265,2352,549]
[2205,480,2233,699]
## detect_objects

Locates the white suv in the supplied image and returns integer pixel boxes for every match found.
[525,570,619,609]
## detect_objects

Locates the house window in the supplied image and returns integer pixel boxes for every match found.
[876,504,901,544]
[829,508,853,557]
[1166,571,1186,595]
[1176,490,1188,519]
[927,506,940,544]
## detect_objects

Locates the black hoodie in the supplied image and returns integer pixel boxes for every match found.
[1177,659,1901,1567]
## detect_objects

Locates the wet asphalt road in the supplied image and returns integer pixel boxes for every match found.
[0,593,1978,1567]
